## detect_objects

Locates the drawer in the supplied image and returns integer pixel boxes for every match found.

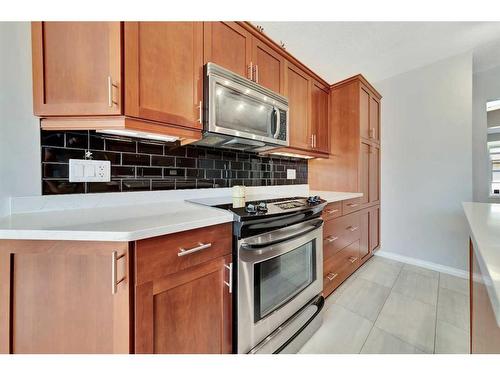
[135,223,232,285]
[322,201,342,221]
[323,212,361,260]
[342,198,362,215]
[323,241,361,296]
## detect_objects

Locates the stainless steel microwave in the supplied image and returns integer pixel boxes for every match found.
[194,63,289,152]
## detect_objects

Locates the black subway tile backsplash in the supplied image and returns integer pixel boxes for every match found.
[40,130,308,195]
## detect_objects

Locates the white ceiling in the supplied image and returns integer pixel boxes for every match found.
[256,22,500,83]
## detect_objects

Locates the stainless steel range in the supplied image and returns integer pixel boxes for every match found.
[192,195,326,354]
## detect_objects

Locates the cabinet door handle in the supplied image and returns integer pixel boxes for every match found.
[347,226,359,232]
[248,62,253,80]
[348,256,359,264]
[370,128,375,139]
[178,242,212,257]
[311,134,314,148]
[326,272,338,281]
[347,203,358,207]
[111,251,126,295]
[107,76,118,107]
[253,65,259,83]
[224,263,233,293]
[326,209,339,214]
[326,235,339,243]
[197,101,203,124]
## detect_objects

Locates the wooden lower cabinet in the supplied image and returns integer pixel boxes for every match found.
[322,203,380,298]
[0,223,233,354]
[135,254,232,354]
[0,241,131,354]
[470,239,500,353]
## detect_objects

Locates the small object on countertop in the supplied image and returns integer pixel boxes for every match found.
[306,196,321,205]
[232,197,246,208]
[232,185,246,198]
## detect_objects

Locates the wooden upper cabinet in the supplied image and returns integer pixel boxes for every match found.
[285,62,311,151]
[359,85,370,141]
[251,38,285,94]
[124,22,203,129]
[370,96,381,143]
[32,22,122,116]
[369,206,380,252]
[311,81,329,153]
[204,22,252,79]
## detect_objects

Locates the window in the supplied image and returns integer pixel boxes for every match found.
[489,143,500,196]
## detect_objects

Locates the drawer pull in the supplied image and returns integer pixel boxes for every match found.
[347,203,358,207]
[348,256,359,264]
[326,235,339,243]
[347,226,359,232]
[178,242,212,257]
[326,272,338,281]
[326,209,339,214]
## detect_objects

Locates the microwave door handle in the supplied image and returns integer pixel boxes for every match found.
[273,109,281,139]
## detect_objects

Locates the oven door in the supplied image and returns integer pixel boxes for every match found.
[237,218,323,353]
[206,64,288,146]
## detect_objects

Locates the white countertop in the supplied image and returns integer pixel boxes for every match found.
[463,202,500,327]
[0,186,362,242]
[0,201,233,242]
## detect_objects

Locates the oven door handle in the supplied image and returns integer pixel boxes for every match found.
[241,219,323,250]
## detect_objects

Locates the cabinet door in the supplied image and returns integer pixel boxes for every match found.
[252,38,285,93]
[369,96,381,143]
[0,241,130,354]
[359,209,370,260]
[369,145,380,204]
[369,206,380,252]
[32,22,122,116]
[204,22,252,79]
[285,62,311,150]
[135,255,232,354]
[311,81,330,153]
[359,85,370,141]
[125,22,203,129]
[359,142,370,206]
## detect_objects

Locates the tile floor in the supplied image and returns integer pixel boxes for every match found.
[299,256,470,354]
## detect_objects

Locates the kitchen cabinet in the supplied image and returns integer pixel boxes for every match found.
[0,223,233,354]
[369,206,380,252]
[124,22,203,130]
[31,22,122,116]
[360,209,370,261]
[251,37,285,94]
[369,145,380,205]
[0,241,131,354]
[311,81,330,153]
[285,62,312,151]
[369,96,381,143]
[470,239,500,353]
[134,223,233,354]
[204,22,252,79]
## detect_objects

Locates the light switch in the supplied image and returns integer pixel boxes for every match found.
[69,159,111,182]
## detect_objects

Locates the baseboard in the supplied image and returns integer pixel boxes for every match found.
[375,250,469,279]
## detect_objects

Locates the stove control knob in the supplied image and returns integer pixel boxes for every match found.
[257,202,268,212]
[245,203,257,213]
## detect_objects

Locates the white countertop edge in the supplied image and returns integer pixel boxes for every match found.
[0,215,234,242]
[462,202,500,327]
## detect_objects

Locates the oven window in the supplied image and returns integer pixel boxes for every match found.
[254,240,316,322]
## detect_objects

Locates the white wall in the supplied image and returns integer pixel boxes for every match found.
[0,22,41,217]
[375,53,473,271]
[472,65,500,203]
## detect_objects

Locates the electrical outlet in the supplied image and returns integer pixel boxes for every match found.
[69,159,111,182]
[286,169,296,180]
